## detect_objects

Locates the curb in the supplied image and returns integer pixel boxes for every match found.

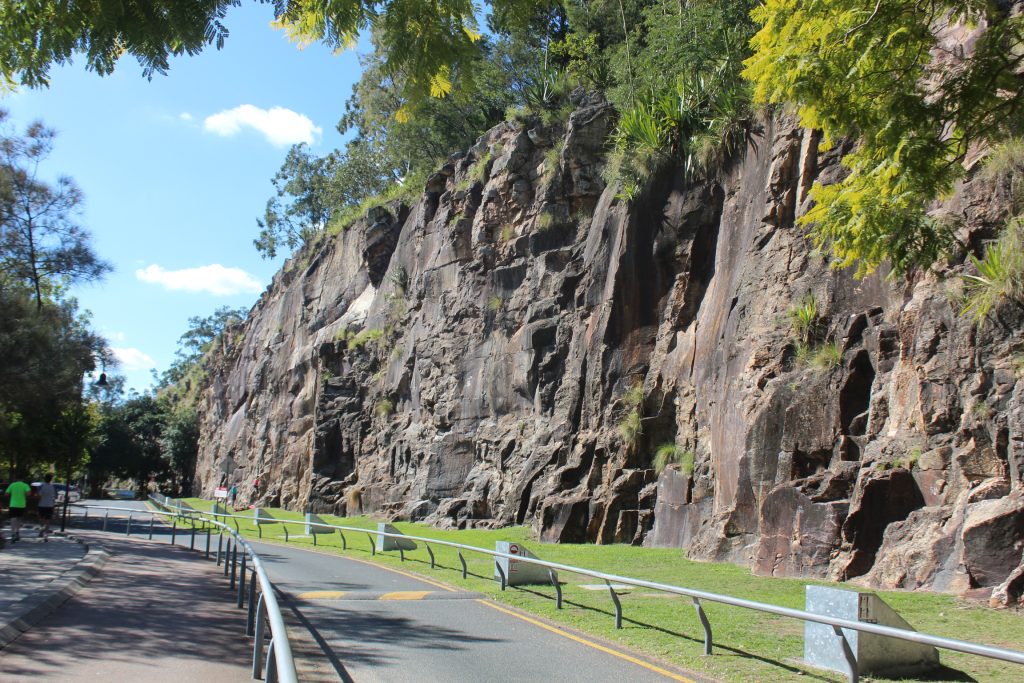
[0,537,111,650]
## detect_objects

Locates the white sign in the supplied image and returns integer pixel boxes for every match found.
[214,486,228,499]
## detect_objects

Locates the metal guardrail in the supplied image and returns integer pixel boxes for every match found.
[69,500,298,683]
[161,498,1024,683]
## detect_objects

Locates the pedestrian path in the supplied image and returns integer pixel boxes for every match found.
[0,531,86,618]
[0,530,254,682]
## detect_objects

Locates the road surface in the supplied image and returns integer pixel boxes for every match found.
[67,500,695,682]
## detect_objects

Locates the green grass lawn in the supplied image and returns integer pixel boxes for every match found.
[176,498,1023,683]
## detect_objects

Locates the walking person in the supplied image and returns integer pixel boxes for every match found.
[229,483,237,508]
[36,473,57,541]
[4,473,31,543]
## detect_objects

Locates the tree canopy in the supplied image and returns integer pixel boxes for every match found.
[743,1,1024,275]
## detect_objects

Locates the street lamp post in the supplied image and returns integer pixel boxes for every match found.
[61,372,106,533]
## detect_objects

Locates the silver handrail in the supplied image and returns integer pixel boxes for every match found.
[165,499,1024,683]
[70,501,298,683]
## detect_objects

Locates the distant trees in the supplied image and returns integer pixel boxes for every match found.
[0,109,112,478]
[0,109,111,308]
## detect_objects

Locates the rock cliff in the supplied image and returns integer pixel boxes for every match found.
[194,93,1024,601]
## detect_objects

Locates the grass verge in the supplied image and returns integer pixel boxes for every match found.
[179,499,1023,683]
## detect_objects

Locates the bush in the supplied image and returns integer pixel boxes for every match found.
[961,216,1024,323]
[787,292,819,344]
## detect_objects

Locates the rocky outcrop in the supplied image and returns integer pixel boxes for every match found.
[193,89,1024,597]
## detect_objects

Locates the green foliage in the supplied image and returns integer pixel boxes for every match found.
[619,410,642,450]
[961,217,1024,323]
[618,382,644,451]
[536,211,555,231]
[0,109,111,308]
[981,138,1024,211]
[374,398,395,418]
[787,292,819,345]
[811,341,843,370]
[159,306,247,397]
[653,443,695,476]
[906,447,922,470]
[499,224,516,242]
[606,56,754,201]
[744,1,1024,275]
[348,327,385,350]
[487,295,503,312]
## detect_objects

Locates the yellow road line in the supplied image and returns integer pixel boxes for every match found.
[477,600,695,683]
[297,590,348,599]
[379,591,433,601]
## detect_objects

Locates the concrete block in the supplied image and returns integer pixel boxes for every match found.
[376,523,417,552]
[494,541,557,586]
[805,586,939,678]
[305,513,334,535]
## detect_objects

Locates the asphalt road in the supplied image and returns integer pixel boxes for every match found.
[66,500,694,683]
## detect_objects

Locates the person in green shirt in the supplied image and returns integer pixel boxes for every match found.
[4,473,31,543]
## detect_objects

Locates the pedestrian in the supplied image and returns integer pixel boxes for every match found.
[36,473,57,541]
[4,472,31,543]
[229,483,237,507]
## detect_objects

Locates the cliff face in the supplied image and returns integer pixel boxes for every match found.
[194,93,1024,601]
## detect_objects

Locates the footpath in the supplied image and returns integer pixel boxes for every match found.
[0,523,254,682]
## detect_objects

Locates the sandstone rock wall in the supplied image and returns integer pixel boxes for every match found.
[194,94,1024,600]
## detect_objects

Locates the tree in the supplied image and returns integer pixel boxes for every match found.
[255,144,338,259]
[743,1,1024,275]
[0,287,109,477]
[0,0,545,109]
[0,109,111,309]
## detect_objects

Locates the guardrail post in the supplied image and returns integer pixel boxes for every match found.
[366,532,375,556]
[693,597,712,655]
[224,539,232,576]
[550,570,562,609]
[206,528,212,559]
[148,516,154,540]
[266,639,278,683]
[252,593,266,679]
[217,532,224,566]
[102,510,109,532]
[230,543,238,590]
[247,578,257,635]
[426,544,435,569]
[238,552,247,608]
[126,513,132,536]
[84,507,89,520]
[832,626,858,683]
[399,548,405,562]
[171,520,177,546]
[233,518,239,533]
[257,523,262,539]
[283,525,288,543]
[495,561,506,591]
[312,525,317,546]
[190,523,196,551]
[459,551,467,579]
[338,530,346,550]
[606,580,622,629]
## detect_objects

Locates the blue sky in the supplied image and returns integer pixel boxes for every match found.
[1,4,366,393]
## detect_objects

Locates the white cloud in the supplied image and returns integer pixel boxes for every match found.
[203,104,321,147]
[136,264,263,296]
[106,330,127,343]
[112,347,157,372]
[179,112,194,122]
